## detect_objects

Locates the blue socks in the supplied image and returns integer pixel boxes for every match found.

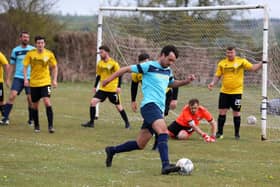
[157,133,169,168]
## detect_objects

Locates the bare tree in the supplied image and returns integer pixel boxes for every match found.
[0,0,63,54]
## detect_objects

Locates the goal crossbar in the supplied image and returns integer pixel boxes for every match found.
[100,4,265,12]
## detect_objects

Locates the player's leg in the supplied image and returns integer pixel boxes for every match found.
[152,120,180,150]
[30,87,41,132]
[151,133,158,150]
[217,93,230,138]
[110,92,130,128]
[25,84,33,126]
[231,94,242,139]
[41,85,54,133]
[2,78,24,124]
[105,129,152,167]
[0,83,7,124]
[81,90,103,128]
[145,103,180,175]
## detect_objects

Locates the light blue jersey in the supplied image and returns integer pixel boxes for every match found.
[10,45,35,79]
[131,61,174,112]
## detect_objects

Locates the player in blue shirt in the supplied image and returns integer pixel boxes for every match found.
[0,31,35,125]
[103,45,195,175]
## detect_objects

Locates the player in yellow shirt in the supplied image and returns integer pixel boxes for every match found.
[0,52,10,123]
[208,46,262,139]
[81,45,130,128]
[23,36,58,133]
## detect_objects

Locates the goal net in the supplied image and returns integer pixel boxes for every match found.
[98,5,280,141]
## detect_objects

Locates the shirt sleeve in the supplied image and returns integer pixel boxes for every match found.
[10,49,16,64]
[50,53,57,67]
[243,58,253,70]
[0,52,8,65]
[202,108,213,122]
[215,61,223,77]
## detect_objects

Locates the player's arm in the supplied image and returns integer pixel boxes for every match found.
[208,76,220,90]
[116,76,122,93]
[8,64,15,81]
[169,87,179,110]
[23,65,29,86]
[102,66,131,87]
[208,119,217,137]
[131,80,139,112]
[93,75,100,93]
[169,74,195,88]
[249,61,262,72]
[51,64,58,88]
[3,64,10,87]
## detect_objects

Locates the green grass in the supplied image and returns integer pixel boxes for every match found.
[0,82,279,187]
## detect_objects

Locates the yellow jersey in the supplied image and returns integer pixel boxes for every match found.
[0,52,8,83]
[23,49,57,87]
[96,58,120,92]
[215,56,253,94]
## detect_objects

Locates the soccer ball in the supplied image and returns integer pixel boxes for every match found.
[247,115,257,125]
[176,158,194,175]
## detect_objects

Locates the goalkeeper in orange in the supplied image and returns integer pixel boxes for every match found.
[166,98,217,142]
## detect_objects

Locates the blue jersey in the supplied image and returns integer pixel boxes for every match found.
[10,45,35,79]
[131,61,174,112]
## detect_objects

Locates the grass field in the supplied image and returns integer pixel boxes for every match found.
[0,82,279,187]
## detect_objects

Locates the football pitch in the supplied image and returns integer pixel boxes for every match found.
[0,82,279,187]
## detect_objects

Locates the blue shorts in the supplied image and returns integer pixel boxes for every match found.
[140,102,164,135]
[11,78,30,95]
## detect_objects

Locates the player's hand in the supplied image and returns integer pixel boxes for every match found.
[92,87,97,94]
[208,82,214,91]
[169,100,177,110]
[209,135,216,142]
[116,88,121,93]
[131,101,138,112]
[202,133,211,142]
[102,79,109,87]
[188,74,196,83]
[52,80,57,88]
[24,79,29,87]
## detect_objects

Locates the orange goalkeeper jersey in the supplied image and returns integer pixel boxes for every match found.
[175,105,213,127]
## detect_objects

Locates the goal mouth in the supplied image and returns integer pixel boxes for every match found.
[97,5,280,141]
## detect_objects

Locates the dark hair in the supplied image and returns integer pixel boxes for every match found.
[188,98,199,106]
[99,45,110,53]
[160,45,179,58]
[34,35,45,42]
[20,31,29,37]
[227,46,235,51]
[138,53,150,62]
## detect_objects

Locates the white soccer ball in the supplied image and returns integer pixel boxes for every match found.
[247,115,257,125]
[176,158,194,175]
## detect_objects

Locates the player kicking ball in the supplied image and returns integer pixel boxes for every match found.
[102,45,195,175]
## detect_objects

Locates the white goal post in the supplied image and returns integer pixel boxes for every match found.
[96,4,270,140]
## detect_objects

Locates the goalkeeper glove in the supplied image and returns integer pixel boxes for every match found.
[202,133,211,142]
[209,135,216,142]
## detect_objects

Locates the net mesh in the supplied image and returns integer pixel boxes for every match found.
[100,7,280,140]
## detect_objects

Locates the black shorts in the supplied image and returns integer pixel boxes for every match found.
[30,85,51,103]
[94,90,120,105]
[168,121,194,137]
[218,92,242,111]
[0,83,3,102]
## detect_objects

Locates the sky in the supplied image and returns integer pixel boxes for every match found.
[54,0,280,19]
